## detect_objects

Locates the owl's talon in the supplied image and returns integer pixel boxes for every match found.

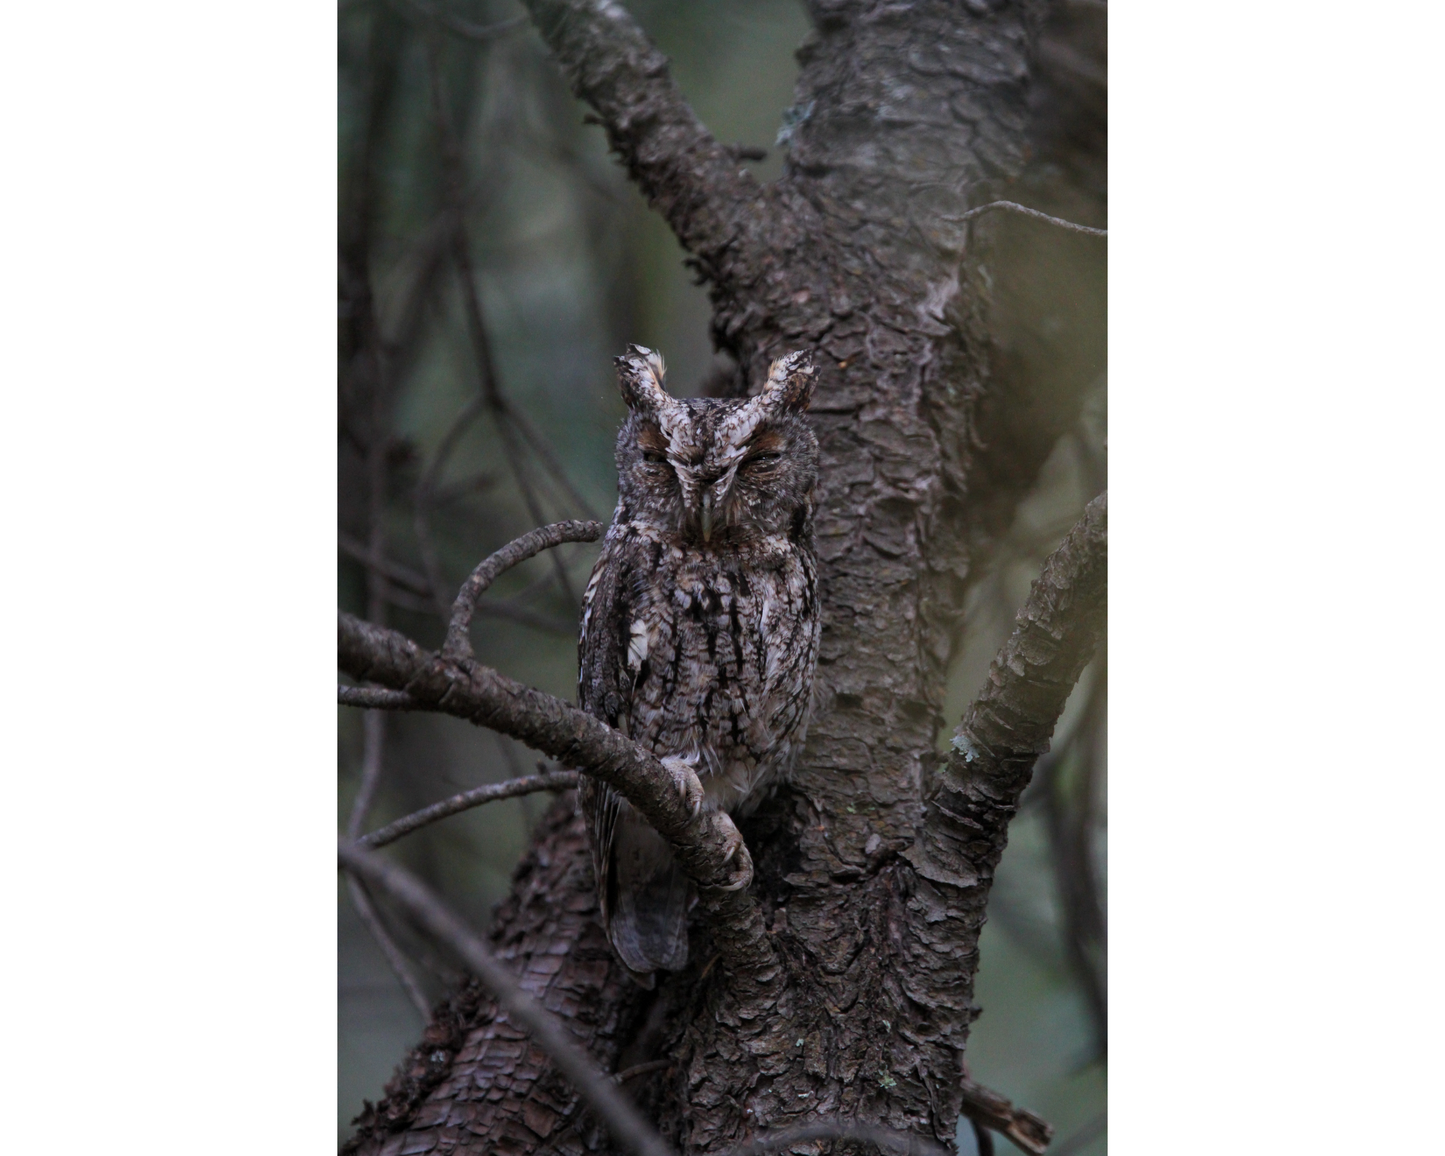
[711,813,753,891]
[661,754,705,817]
[718,848,753,891]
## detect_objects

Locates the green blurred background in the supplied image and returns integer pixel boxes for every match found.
[338,2,1106,1151]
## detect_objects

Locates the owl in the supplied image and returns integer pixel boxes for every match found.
[578,345,821,981]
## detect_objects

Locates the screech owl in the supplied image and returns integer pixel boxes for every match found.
[578,345,821,982]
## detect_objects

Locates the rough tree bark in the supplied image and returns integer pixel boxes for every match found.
[342,2,1104,1153]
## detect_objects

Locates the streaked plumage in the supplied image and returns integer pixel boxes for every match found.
[578,346,821,980]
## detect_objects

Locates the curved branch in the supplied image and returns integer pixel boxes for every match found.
[359,770,580,849]
[911,488,1105,866]
[946,490,1107,828]
[337,611,780,982]
[518,0,773,285]
[443,520,602,660]
[338,840,673,1156]
[901,492,1106,1072]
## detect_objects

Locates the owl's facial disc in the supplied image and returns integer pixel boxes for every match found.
[679,426,793,544]
[615,347,817,545]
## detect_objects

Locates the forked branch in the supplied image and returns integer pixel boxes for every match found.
[518,0,772,286]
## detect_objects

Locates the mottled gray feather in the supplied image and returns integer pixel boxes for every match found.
[578,346,821,979]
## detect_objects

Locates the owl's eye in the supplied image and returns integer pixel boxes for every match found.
[641,450,667,465]
[745,451,783,468]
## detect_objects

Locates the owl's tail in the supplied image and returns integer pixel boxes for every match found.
[607,811,691,980]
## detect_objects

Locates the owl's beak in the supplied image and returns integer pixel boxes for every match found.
[699,491,716,543]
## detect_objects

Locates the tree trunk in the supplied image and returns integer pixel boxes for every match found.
[344,2,1104,1153]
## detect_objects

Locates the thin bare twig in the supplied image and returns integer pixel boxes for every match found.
[339,685,419,710]
[339,531,434,597]
[382,582,580,635]
[345,873,432,1020]
[338,18,439,1030]
[338,839,674,1156]
[722,1121,950,1156]
[348,689,388,839]
[473,600,580,635]
[359,770,580,848]
[383,585,449,618]
[505,402,601,520]
[957,199,1107,237]
[414,394,487,619]
[959,1078,1054,1156]
[444,520,603,659]
[430,467,498,507]
[424,33,585,604]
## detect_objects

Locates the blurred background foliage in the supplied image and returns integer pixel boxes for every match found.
[338,1,1106,1151]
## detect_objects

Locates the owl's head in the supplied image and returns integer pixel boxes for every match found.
[612,345,819,546]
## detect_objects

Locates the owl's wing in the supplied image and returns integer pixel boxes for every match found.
[577,529,632,954]
[577,527,630,731]
[576,529,689,981]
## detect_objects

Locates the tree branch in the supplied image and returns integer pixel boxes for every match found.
[337,611,780,983]
[424,35,591,604]
[359,771,580,849]
[902,492,1106,1078]
[414,394,486,619]
[944,490,1107,835]
[348,704,387,839]
[339,685,418,710]
[338,530,434,596]
[444,520,602,660]
[959,1078,1054,1156]
[345,872,432,1021]
[338,840,673,1156]
[517,0,772,286]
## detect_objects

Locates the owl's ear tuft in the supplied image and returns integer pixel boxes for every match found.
[615,345,674,414]
[761,350,816,413]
